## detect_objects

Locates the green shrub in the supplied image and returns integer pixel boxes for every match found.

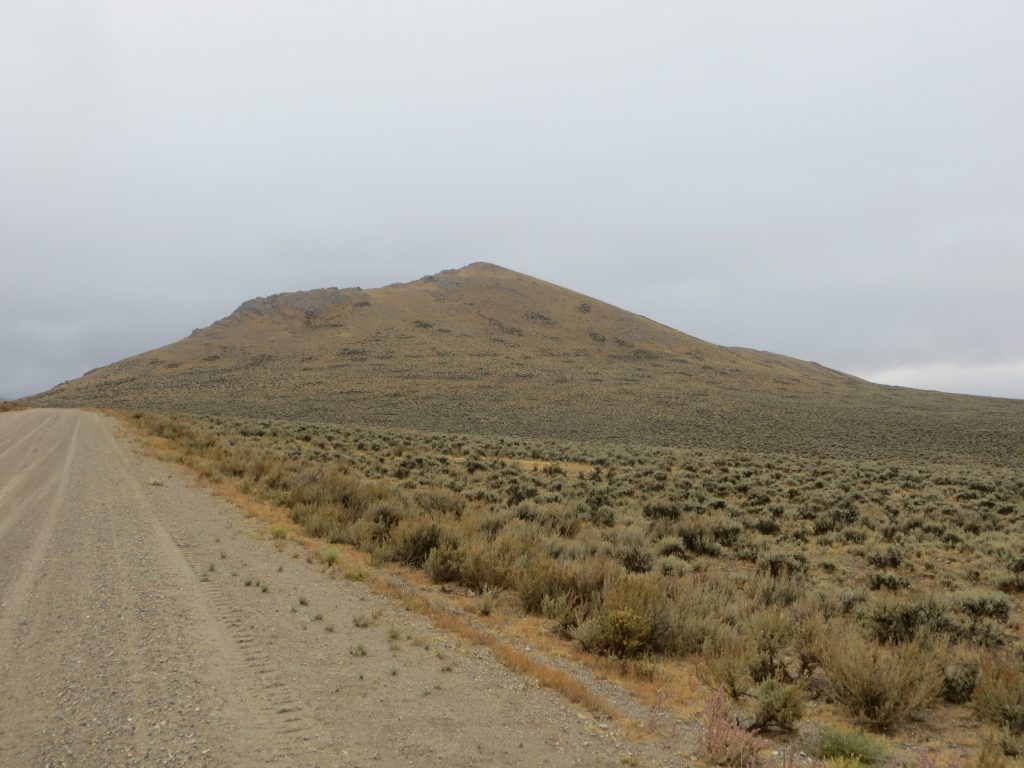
[585,505,615,527]
[752,679,805,731]
[866,547,903,569]
[862,594,953,645]
[584,572,683,655]
[424,539,464,582]
[515,501,580,536]
[642,498,679,521]
[997,573,1024,594]
[320,546,339,566]
[867,570,909,591]
[943,651,980,704]
[615,529,654,573]
[757,550,807,577]
[514,559,561,614]
[676,516,722,556]
[291,503,347,542]
[815,726,887,765]
[573,608,652,657]
[748,606,792,682]
[415,486,466,516]
[957,591,1012,622]
[362,499,407,545]
[382,517,442,566]
[458,520,543,592]
[657,536,687,558]
[749,572,801,607]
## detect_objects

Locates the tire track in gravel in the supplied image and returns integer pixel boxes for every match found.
[0,409,56,459]
[0,432,74,539]
[0,414,80,647]
[99,424,331,765]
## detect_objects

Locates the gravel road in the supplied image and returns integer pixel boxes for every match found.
[0,409,685,767]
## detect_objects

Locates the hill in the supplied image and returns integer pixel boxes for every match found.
[29,262,1024,464]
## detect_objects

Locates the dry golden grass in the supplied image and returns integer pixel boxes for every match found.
[375,579,623,722]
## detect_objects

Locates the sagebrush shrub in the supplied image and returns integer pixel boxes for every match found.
[573,608,652,657]
[699,633,755,700]
[752,679,805,731]
[821,628,943,731]
[642,498,679,521]
[957,591,1012,622]
[942,649,980,704]
[862,594,953,645]
[974,655,1024,734]
[614,529,654,573]
[425,539,464,582]
[415,486,466,516]
[381,517,442,566]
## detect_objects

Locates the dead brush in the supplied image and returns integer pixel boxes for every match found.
[698,632,756,700]
[698,688,768,768]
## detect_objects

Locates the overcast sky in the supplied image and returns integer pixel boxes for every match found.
[3,1,1022,400]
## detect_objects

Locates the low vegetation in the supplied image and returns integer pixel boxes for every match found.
[30,263,1024,468]
[126,409,1024,758]
[814,726,888,765]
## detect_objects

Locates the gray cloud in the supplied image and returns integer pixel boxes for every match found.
[3,1,1022,399]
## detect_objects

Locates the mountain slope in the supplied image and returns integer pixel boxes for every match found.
[31,263,1024,463]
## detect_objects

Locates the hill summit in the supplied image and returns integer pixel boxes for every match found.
[32,263,1024,462]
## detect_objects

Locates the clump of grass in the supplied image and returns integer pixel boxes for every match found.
[321,547,339,566]
[814,725,887,765]
[270,524,289,540]
[343,566,367,581]
[476,587,499,616]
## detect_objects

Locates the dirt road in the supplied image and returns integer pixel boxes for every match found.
[0,409,683,767]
